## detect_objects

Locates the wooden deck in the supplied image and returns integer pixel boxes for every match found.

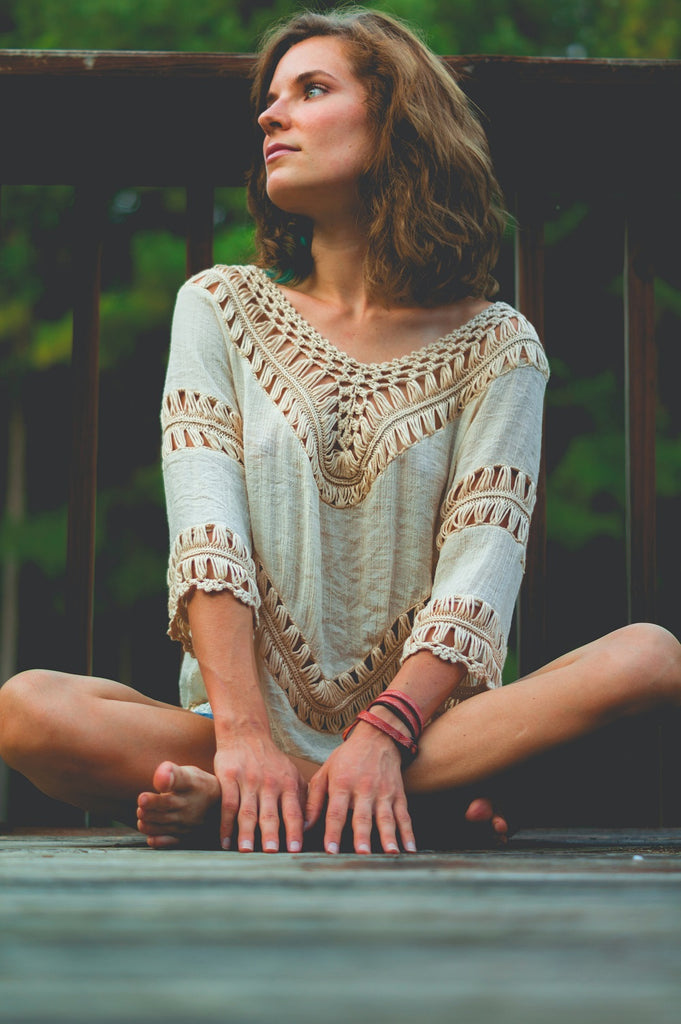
[2,828,680,1023]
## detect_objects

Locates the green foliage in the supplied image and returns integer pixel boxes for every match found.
[0,505,67,575]
[1,0,680,55]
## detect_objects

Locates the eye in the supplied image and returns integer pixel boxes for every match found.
[304,82,327,99]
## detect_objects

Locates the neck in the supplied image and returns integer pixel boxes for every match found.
[298,220,376,315]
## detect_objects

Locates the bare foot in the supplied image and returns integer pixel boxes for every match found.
[137,761,221,849]
[465,797,509,841]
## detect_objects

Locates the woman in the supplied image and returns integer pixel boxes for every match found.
[1,9,679,855]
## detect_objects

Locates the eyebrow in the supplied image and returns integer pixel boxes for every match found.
[265,69,341,106]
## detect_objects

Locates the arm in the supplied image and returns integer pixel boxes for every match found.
[164,275,306,851]
[187,587,306,852]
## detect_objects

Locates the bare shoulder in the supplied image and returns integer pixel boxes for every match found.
[432,297,493,334]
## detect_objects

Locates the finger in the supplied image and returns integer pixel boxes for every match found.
[374,799,400,855]
[219,778,240,851]
[281,787,304,853]
[305,768,328,831]
[323,790,350,854]
[394,796,417,853]
[351,797,375,855]
[236,792,259,853]
[258,790,282,853]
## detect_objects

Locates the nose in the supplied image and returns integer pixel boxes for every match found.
[258,98,289,134]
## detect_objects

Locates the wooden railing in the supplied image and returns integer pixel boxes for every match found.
[1,51,680,824]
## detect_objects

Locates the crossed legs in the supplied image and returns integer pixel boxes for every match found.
[0,622,679,849]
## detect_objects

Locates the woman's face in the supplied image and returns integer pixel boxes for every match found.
[258,36,373,223]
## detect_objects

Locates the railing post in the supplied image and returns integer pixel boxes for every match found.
[65,186,104,676]
[514,195,547,678]
[623,203,671,825]
[186,185,215,278]
[623,208,657,624]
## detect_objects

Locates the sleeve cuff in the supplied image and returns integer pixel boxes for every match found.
[167,523,260,653]
[401,595,506,701]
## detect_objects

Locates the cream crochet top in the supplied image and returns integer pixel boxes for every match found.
[162,265,549,763]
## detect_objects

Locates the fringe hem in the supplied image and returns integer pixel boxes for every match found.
[167,523,259,655]
[401,594,506,694]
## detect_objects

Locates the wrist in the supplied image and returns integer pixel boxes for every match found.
[343,711,418,765]
[212,709,271,743]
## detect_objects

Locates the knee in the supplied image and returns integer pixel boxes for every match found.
[0,669,63,767]
[619,622,681,707]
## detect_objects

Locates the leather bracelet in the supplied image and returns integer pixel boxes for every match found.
[368,691,424,741]
[343,709,418,765]
[369,698,419,741]
[381,690,426,735]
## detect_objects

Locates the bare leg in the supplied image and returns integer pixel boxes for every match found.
[405,623,681,795]
[0,669,314,848]
[0,669,218,824]
[5,624,676,850]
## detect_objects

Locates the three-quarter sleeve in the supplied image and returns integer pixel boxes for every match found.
[401,331,548,700]
[162,277,260,654]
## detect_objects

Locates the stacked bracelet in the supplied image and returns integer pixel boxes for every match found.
[341,690,425,767]
[368,690,425,740]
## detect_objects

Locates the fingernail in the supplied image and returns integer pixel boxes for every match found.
[240,839,254,852]
[327,842,339,854]
[221,837,231,850]
[357,843,370,854]
[289,840,301,852]
[303,820,311,830]
[386,844,399,854]
[264,840,278,852]
[405,840,417,853]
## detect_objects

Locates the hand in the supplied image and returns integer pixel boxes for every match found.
[305,721,417,855]
[214,732,307,853]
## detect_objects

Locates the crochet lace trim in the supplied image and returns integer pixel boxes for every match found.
[162,389,244,466]
[256,562,426,733]
[402,595,505,700]
[167,524,259,653]
[438,465,537,563]
[190,265,549,509]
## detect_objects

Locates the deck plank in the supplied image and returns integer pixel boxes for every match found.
[2,828,681,1024]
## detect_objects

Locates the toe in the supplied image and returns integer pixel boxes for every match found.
[146,834,181,849]
[152,760,177,794]
[465,798,494,823]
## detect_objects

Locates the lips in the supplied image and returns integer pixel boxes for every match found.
[265,143,299,163]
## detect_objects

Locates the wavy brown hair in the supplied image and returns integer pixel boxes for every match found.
[247,7,507,306]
